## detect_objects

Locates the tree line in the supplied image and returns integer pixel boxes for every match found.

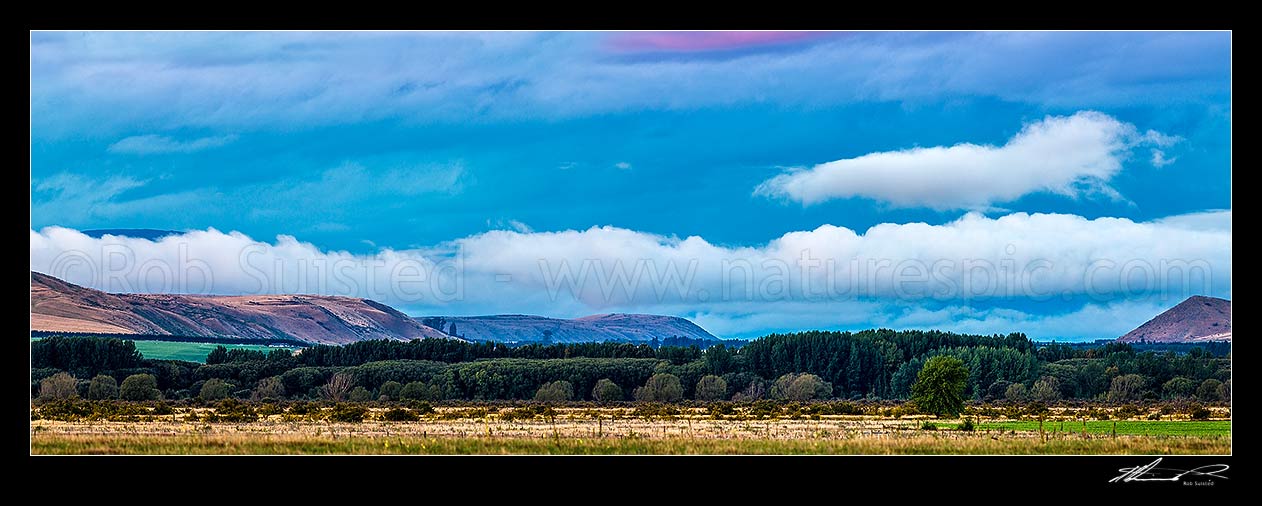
[31,330,1230,408]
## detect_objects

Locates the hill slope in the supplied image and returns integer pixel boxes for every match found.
[420,313,720,344]
[29,271,456,345]
[1117,296,1232,343]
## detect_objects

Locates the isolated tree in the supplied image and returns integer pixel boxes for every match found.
[694,375,728,401]
[1218,380,1231,402]
[321,373,354,402]
[39,372,79,401]
[1162,377,1196,399]
[1197,379,1224,402]
[252,376,286,401]
[910,355,969,417]
[447,323,459,337]
[120,374,161,401]
[87,375,119,400]
[379,381,403,401]
[1107,374,1147,403]
[1005,383,1029,403]
[199,378,231,401]
[591,378,623,403]
[1030,376,1062,402]
[348,386,374,402]
[633,373,683,402]
[534,380,575,402]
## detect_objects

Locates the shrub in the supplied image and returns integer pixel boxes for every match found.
[1188,404,1212,421]
[959,418,975,431]
[327,404,368,423]
[920,421,938,431]
[381,408,420,422]
[1115,404,1142,420]
[405,400,435,414]
[207,398,257,423]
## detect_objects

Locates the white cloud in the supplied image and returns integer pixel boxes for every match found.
[108,134,237,154]
[614,162,632,170]
[755,111,1172,210]
[30,210,1230,340]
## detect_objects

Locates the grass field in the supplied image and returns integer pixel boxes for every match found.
[30,412,1231,455]
[30,431,1229,455]
[974,420,1231,436]
[30,337,295,363]
[129,341,294,363]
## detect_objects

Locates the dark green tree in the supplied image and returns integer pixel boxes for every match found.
[120,374,161,401]
[633,373,682,402]
[87,375,119,400]
[199,378,231,401]
[1107,374,1146,403]
[910,355,969,417]
[1197,379,1224,402]
[694,375,728,401]
[591,378,623,402]
[379,380,403,401]
[251,376,286,401]
[534,380,574,402]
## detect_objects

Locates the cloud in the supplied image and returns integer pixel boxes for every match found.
[29,162,465,229]
[30,210,1230,340]
[604,31,836,55]
[30,32,1229,135]
[108,134,237,154]
[614,162,632,170]
[755,111,1172,210]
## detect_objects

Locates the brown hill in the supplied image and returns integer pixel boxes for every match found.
[30,271,456,345]
[1117,295,1232,343]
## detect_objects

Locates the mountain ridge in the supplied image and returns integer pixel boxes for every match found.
[418,312,720,344]
[29,271,456,345]
[1117,295,1231,343]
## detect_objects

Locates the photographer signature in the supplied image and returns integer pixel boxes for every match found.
[1110,458,1229,483]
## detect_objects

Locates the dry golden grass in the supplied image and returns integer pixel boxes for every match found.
[30,416,1230,455]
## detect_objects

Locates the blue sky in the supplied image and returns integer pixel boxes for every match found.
[30,31,1232,340]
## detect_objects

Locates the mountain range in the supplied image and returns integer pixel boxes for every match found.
[30,271,453,345]
[1117,295,1232,343]
[30,272,720,346]
[419,313,720,344]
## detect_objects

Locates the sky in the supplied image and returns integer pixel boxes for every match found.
[29,31,1232,341]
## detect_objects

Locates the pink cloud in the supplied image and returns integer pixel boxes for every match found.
[606,31,835,54]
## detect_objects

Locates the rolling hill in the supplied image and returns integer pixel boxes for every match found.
[29,271,456,345]
[1117,295,1232,343]
[418,313,720,344]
